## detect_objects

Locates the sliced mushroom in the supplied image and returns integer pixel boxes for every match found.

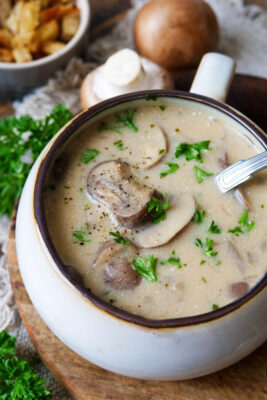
[228,282,249,299]
[218,152,249,208]
[143,125,168,169]
[87,161,154,228]
[228,240,246,272]
[93,240,141,290]
[132,192,195,248]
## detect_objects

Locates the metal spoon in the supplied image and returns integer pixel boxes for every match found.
[215,151,267,194]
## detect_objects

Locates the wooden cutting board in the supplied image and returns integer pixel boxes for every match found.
[7,71,267,400]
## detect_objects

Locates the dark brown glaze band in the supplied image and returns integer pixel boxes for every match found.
[34,90,267,329]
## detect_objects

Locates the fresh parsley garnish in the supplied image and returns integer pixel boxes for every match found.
[161,256,186,269]
[98,109,138,133]
[132,255,157,282]
[98,122,124,134]
[145,93,158,101]
[195,237,218,257]
[116,109,138,132]
[80,148,99,163]
[212,304,219,311]
[159,105,166,111]
[158,149,165,155]
[201,276,207,283]
[175,140,210,163]
[207,220,221,234]
[0,329,51,399]
[109,232,130,246]
[72,223,91,244]
[194,166,214,183]
[192,205,206,224]
[113,140,124,151]
[200,259,206,265]
[228,209,255,236]
[0,104,72,217]
[160,162,179,178]
[147,193,169,224]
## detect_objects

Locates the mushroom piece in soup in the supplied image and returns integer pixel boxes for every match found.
[44,103,267,320]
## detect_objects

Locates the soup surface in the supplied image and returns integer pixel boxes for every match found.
[44,101,267,320]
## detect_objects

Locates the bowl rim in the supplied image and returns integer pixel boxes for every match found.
[34,89,267,329]
[0,0,90,70]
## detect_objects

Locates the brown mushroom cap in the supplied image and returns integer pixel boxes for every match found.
[93,240,141,290]
[134,0,219,70]
[87,161,154,228]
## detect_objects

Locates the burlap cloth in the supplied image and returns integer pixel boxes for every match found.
[0,0,267,398]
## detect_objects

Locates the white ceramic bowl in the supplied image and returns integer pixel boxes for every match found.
[0,0,90,100]
[16,54,267,380]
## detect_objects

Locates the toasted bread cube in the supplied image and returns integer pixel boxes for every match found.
[0,0,12,27]
[6,1,41,35]
[0,28,12,49]
[36,19,59,43]
[61,8,80,42]
[40,3,74,23]
[0,47,13,62]
[13,46,33,63]
[42,40,65,54]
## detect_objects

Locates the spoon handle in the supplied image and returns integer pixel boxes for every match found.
[215,151,267,194]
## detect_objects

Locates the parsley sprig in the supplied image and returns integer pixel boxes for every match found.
[109,232,130,246]
[72,223,91,244]
[113,140,124,151]
[194,166,214,183]
[228,209,255,236]
[192,205,206,224]
[147,193,169,224]
[161,256,186,269]
[195,237,218,257]
[160,163,179,178]
[98,109,138,133]
[207,220,221,234]
[0,330,51,399]
[132,255,157,282]
[0,104,72,217]
[80,148,99,163]
[175,140,210,163]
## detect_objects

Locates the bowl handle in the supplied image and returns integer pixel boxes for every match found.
[190,53,236,103]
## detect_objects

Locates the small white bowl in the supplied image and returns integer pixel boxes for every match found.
[0,0,90,100]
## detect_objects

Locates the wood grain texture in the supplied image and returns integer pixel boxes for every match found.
[6,211,267,400]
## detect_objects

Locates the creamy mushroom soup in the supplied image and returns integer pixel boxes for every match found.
[44,102,267,319]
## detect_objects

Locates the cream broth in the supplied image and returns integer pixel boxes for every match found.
[44,104,267,319]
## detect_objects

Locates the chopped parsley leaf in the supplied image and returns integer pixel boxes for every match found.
[175,128,180,133]
[201,276,207,283]
[147,193,169,224]
[228,209,255,236]
[175,140,210,163]
[72,223,91,244]
[216,260,221,266]
[109,232,130,246]
[160,162,179,178]
[98,122,124,134]
[194,166,214,183]
[161,257,182,269]
[146,93,158,101]
[132,255,157,282]
[171,250,175,255]
[193,205,206,224]
[80,148,99,164]
[158,149,165,155]
[116,109,138,132]
[98,109,138,133]
[113,140,124,151]
[159,105,166,111]
[261,204,264,208]
[207,220,221,234]
[212,304,219,311]
[200,259,206,265]
[195,237,218,257]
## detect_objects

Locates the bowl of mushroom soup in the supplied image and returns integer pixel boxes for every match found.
[16,53,267,380]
